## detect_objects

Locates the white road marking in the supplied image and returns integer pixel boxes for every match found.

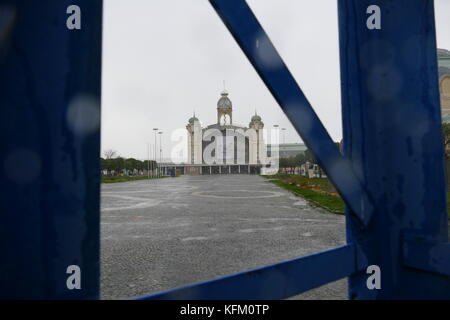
[181,236,209,241]
[239,226,284,233]
[191,190,284,199]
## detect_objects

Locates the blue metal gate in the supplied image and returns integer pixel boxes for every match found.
[0,0,449,299]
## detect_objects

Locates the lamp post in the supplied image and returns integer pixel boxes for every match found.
[153,128,158,177]
[147,142,150,179]
[159,131,163,176]
[282,128,286,145]
[273,124,280,161]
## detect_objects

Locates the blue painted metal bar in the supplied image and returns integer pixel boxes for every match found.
[208,0,373,227]
[403,238,450,277]
[137,245,359,300]
[338,0,450,299]
[0,1,102,299]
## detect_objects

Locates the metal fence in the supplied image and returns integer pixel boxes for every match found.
[0,0,449,299]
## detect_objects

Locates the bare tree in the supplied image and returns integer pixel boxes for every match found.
[103,149,118,159]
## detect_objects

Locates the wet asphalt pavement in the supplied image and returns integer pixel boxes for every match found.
[100,175,347,300]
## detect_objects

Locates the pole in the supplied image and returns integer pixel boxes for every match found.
[0,1,102,299]
[273,124,279,163]
[151,144,154,178]
[338,0,450,299]
[153,128,158,177]
[159,131,163,177]
[147,143,150,179]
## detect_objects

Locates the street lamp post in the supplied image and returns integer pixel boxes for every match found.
[147,142,150,179]
[273,124,280,160]
[153,128,158,178]
[159,131,163,176]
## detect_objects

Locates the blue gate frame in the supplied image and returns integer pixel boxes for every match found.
[0,0,449,299]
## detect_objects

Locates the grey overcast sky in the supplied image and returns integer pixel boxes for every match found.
[101,0,450,161]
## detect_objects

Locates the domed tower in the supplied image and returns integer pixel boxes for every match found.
[186,113,202,164]
[217,90,232,125]
[248,111,265,164]
[249,113,264,130]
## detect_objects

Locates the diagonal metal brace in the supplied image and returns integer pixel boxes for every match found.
[136,244,362,300]
[208,0,374,227]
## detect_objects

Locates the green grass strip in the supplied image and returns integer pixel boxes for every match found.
[269,179,345,214]
[270,177,450,219]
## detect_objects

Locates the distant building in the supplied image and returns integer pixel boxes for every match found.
[266,143,306,158]
[439,48,450,117]
[439,49,450,73]
[184,90,268,175]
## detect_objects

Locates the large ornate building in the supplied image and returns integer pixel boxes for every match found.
[185,90,267,175]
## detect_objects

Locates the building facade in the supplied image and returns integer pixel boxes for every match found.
[185,91,267,175]
[439,49,450,117]
[266,143,307,158]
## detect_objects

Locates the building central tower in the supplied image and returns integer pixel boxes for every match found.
[217,90,232,125]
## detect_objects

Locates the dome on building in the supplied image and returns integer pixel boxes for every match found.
[217,91,232,110]
[251,114,261,122]
[249,111,264,129]
[188,116,198,124]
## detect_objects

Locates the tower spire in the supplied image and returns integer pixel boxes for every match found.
[221,80,228,96]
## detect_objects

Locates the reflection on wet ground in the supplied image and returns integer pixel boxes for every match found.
[101,175,346,299]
